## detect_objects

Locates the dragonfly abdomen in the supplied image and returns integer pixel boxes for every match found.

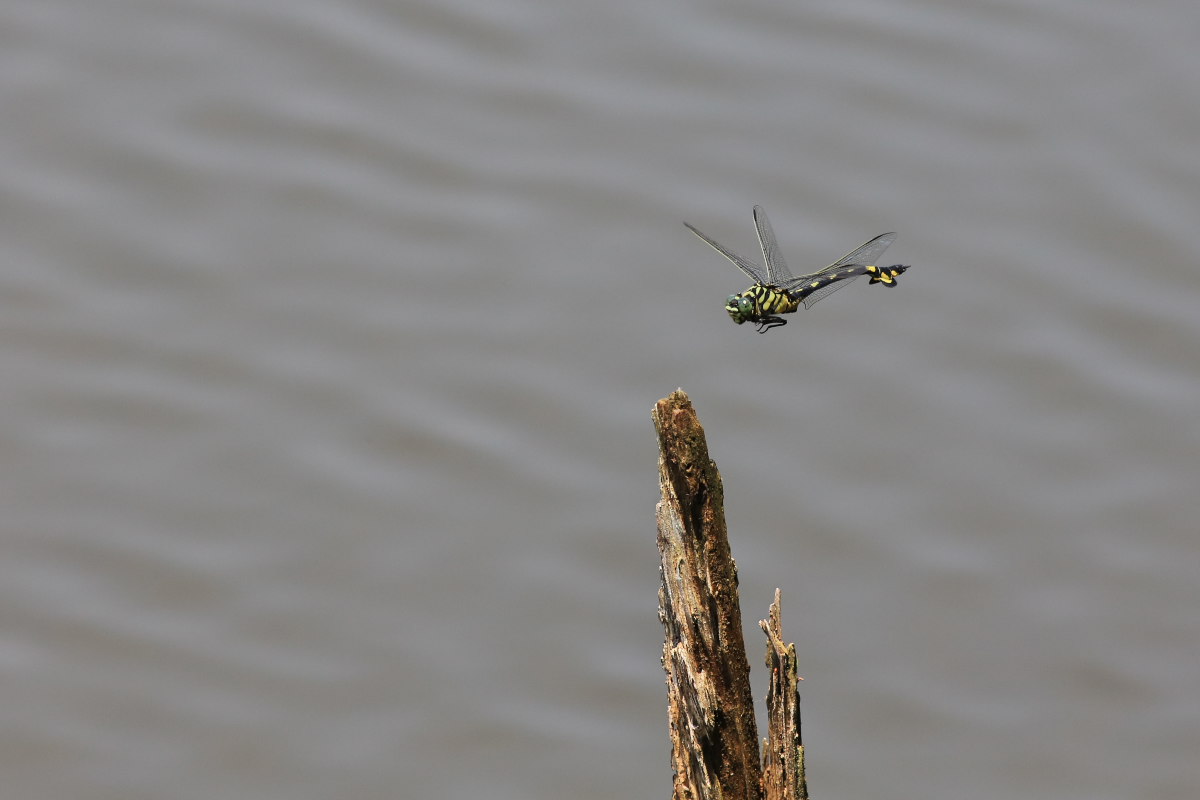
[865,263,909,285]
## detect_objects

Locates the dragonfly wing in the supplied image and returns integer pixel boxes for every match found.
[752,206,794,285]
[795,271,863,309]
[826,232,896,270]
[776,232,899,310]
[684,221,767,284]
[780,265,868,308]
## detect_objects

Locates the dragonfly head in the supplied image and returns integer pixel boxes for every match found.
[726,293,754,324]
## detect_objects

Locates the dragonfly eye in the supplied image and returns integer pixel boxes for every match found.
[725,294,751,323]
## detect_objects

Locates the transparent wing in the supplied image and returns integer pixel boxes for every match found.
[684,221,767,284]
[824,232,896,271]
[777,232,897,308]
[752,206,793,285]
[794,269,864,309]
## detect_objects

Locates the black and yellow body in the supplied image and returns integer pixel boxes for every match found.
[687,206,910,333]
[865,263,908,286]
[726,284,800,327]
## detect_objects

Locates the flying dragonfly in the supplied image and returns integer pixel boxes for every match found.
[684,206,909,332]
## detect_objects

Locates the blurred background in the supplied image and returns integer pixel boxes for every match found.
[2,1,1198,798]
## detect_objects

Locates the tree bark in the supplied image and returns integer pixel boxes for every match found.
[653,390,808,800]
[761,589,807,800]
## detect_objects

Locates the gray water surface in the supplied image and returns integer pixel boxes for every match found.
[2,1,1198,798]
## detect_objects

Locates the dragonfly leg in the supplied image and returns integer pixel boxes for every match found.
[755,317,787,333]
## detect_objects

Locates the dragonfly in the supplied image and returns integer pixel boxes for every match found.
[684,206,909,332]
